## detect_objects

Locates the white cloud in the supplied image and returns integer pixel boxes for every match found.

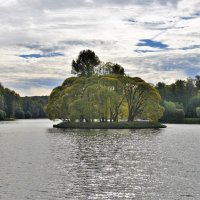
[0,0,200,96]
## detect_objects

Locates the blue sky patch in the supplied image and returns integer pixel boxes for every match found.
[6,78,64,90]
[185,68,200,78]
[181,16,196,20]
[136,39,168,49]
[19,52,64,59]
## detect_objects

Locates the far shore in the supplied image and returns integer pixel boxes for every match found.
[160,118,200,124]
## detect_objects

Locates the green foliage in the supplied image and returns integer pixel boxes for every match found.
[196,107,200,118]
[156,79,196,106]
[161,100,185,122]
[0,84,20,118]
[156,78,200,121]
[46,75,163,122]
[195,75,200,89]
[119,76,163,122]
[45,86,65,120]
[0,109,6,120]
[98,62,125,75]
[21,96,48,119]
[183,118,200,124]
[25,111,32,119]
[62,77,78,87]
[0,94,5,112]
[15,109,25,119]
[185,91,200,118]
[0,83,48,120]
[72,49,100,76]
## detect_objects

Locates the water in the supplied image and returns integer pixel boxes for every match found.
[0,120,200,200]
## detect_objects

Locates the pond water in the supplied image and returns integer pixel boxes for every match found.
[0,120,200,200]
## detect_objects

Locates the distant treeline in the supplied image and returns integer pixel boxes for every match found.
[0,83,48,120]
[1,73,200,123]
[156,75,200,123]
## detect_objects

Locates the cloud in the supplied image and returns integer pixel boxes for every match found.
[61,39,116,46]
[0,0,200,95]
[181,45,200,50]
[4,77,64,96]
[17,77,64,88]
[10,0,182,11]
[18,52,64,59]
[116,52,200,83]
[181,16,196,20]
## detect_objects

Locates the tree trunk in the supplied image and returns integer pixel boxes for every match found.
[128,112,134,122]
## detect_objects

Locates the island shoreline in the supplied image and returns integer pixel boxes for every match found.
[53,122,167,129]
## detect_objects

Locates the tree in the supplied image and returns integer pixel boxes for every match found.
[139,92,164,122]
[196,107,200,118]
[98,75,126,122]
[120,77,163,122]
[0,109,6,120]
[62,77,78,87]
[0,94,5,111]
[45,86,65,120]
[161,101,185,122]
[72,49,100,76]
[46,75,164,122]
[3,88,20,118]
[46,75,124,122]
[21,96,48,119]
[195,75,200,90]
[186,91,200,118]
[98,62,125,75]
[25,111,32,119]
[15,109,25,119]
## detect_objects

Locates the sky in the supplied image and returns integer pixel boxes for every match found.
[0,0,200,96]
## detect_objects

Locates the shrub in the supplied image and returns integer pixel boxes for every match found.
[161,101,185,122]
[25,111,32,119]
[196,107,200,118]
[0,109,6,120]
[15,109,25,119]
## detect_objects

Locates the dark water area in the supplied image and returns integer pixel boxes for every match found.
[0,120,200,200]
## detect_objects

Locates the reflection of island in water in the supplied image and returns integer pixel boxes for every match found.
[47,129,163,199]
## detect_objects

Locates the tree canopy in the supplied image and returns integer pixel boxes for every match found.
[156,76,200,122]
[46,75,163,122]
[45,49,164,122]
[72,49,100,76]
[0,83,48,120]
[98,62,125,75]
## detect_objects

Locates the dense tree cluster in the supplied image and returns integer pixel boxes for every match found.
[72,49,101,76]
[72,49,125,76]
[46,50,164,122]
[20,96,48,119]
[0,83,48,120]
[156,76,200,122]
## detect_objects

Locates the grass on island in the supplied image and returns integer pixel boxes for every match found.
[53,121,166,129]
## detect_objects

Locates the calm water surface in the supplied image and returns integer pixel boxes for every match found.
[0,120,200,200]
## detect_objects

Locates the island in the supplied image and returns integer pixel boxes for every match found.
[45,50,166,129]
